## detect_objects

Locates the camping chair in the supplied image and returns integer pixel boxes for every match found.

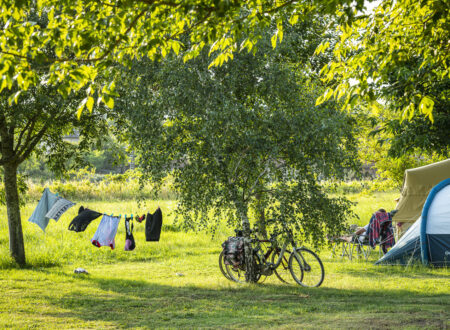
[330,224,359,259]
[331,233,373,260]
[349,233,373,260]
[331,235,353,259]
[352,211,396,260]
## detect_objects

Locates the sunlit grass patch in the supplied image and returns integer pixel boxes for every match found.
[0,192,448,328]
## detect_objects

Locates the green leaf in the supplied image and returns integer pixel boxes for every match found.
[77,98,87,119]
[419,96,435,123]
[103,96,114,109]
[315,95,324,106]
[271,33,277,49]
[8,91,22,105]
[86,96,94,112]
[289,14,299,25]
[172,41,181,55]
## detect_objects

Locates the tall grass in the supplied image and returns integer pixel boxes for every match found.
[17,177,397,205]
[18,169,177,203]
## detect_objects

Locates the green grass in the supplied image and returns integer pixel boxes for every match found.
[0,193,448,328]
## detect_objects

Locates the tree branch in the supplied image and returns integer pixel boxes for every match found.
[13,113,39,153]
[16,123,49,164]
[14,119,36,158]
[246,165,270,202]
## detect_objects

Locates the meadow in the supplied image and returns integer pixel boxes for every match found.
[0,191,448,328]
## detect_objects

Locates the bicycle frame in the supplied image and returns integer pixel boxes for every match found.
[270,240,290,269]
[270,237,309,272]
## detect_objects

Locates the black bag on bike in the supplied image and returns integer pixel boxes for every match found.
[222,237,244,267]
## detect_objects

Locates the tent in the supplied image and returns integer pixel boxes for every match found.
[376,178,450,266]
[393,158,450,226]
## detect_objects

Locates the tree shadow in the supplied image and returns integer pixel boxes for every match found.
[32,270,449,328]
[0,257,61,270]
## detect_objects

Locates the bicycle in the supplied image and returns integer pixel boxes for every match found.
[220,227,325,287]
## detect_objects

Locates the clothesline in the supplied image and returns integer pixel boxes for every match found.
[27,188,163,251]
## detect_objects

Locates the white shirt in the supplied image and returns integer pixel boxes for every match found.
[358,224,370,242]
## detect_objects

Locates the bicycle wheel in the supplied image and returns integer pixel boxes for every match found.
[253,252,266,283]
[219,251,232,281]
[226,262,246,283]
[225,251,247,283]
[271,249,295,284]
[289,248,324,287]
[227,252,262,283]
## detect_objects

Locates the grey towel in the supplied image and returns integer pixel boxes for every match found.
[45,198,76,222]
[28,188,59,232]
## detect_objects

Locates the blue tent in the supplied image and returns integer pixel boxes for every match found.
[376,178,450,267]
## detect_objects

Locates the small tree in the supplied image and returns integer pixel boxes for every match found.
[0,84,111,266]
[118,25,359,280]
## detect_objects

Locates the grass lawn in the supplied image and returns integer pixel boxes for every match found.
[0,193,448,328]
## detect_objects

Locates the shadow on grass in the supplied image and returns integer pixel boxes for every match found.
[35,271,449,328]
[0,257,61,270]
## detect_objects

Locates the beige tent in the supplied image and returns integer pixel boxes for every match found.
[394,159,450,227]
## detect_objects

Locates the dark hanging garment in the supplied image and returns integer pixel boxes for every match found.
[124,216,136,251]
[145,208,162,241]
[68,206,102,232]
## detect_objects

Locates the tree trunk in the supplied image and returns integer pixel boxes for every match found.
[255,193,267,239]
[239,208,258,283]
[3,163,26,266]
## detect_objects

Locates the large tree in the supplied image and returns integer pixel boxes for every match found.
[116,22,358,280]
[2,1,446,122]
[316,0,449,154]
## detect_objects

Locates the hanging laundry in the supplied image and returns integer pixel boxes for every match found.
[124,216,136,251]
[28,188,59,232]
[45,197,75,222]
[91,214,120,249]
[135,214,146,223]
[68,206,102,232]
[145,207,163,242]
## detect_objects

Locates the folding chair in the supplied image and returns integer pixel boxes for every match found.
[349,234,373,260]
[361,210,396,259]
[331,236,353,259]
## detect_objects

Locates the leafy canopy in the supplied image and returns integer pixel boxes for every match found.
[1,0,367,113]
[316,0,449,122]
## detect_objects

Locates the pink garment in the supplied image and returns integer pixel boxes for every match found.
[91,215,120,250]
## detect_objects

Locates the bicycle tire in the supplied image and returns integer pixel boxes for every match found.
[219,251,232,281]
[289,248,324,287]
[225,251,248,283]
[271,249,294,284]
[227,251,262,283]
